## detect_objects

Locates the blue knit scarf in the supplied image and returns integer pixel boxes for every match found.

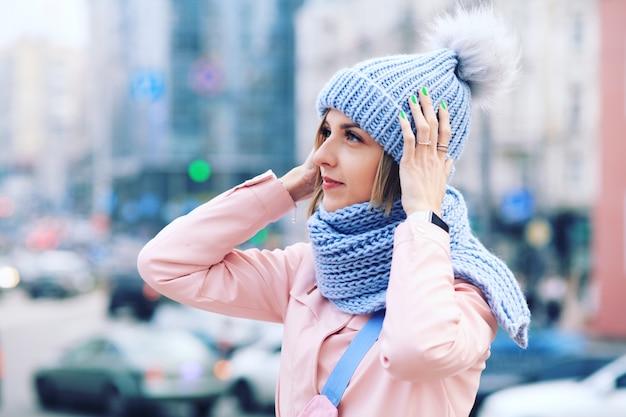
[307,186,530,348]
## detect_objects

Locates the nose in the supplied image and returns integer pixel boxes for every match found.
[313,136,337,168]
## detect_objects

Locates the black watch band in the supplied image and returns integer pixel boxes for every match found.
[430,211,449,233]
[410,210,449,234]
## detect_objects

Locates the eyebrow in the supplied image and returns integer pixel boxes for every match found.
[321,120,362,130]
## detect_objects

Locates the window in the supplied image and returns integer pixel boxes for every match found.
[571,14,583,50]
[569,84,581,132]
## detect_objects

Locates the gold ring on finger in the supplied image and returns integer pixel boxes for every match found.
[417,140,432,146]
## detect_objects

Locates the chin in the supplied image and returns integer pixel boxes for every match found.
[321,200,343,212]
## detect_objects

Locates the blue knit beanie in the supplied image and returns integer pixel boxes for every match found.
[316,6,520,165]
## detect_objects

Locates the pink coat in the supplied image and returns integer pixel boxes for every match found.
[137,171,498,417]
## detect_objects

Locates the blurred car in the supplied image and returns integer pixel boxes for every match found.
[470,326,589,415]
[152,303,270,357]
[223,324,283,413]
[478,353,626,417]
[15,249,96,298]
[528,354,617,382]
[107,272,161,321]
[33,324,229,417]
[0,332,3,406]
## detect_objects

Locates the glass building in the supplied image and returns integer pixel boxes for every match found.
[102,0,301,233]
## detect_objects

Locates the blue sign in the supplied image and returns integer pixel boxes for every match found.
[189,59,223,95]
[500,188,534,223]
[130,69,165,101]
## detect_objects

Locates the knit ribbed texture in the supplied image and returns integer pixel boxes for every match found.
[308,187,530,348]
[317,49,471,164]
[308,199,406,315]
[442,187,530,348]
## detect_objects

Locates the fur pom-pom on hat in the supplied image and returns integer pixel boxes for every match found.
[424,5,521,109]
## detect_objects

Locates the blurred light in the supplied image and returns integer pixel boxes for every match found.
[25,228,60,251]
[90,212,110,234]
[525,218,553,248]
[0,195,15,218]
[213,359,231,381]
[24,217,68,250]
[138,193,160,217]
[144,367,165,384]
[188,159,211,183]
[180,361,202,380]
[0,266,20,289]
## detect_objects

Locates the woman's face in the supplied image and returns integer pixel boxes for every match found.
[313,109,383,212]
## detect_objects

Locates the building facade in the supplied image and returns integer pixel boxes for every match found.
[87,0,300,236]
[590,0,626,338]
[0,39,86,215]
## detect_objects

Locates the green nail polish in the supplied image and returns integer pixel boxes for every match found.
[400,111,406,120]
[441,100,447,110]
[410,94,417,104]
[421,86,429,96]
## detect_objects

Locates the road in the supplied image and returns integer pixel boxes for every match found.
[0,289,272,417]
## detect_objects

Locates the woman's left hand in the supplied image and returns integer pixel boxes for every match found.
[397,88,454,217]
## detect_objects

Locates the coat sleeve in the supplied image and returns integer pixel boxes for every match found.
[136,170,305,322]
[379,218,498,383]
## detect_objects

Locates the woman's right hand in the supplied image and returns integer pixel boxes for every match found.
[397,88,454,217]
[279,149,317,202]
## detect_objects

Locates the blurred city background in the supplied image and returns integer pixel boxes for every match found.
[0,0,625,416]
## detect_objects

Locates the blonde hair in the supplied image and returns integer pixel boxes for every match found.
[307,112,401,217]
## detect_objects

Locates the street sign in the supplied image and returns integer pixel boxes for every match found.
[189,59,223,95]
[130,69,165,101]
[500,188,534,223]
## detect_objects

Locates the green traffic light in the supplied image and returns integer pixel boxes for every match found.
[188,159,211,183]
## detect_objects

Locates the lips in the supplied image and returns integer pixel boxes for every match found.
[322,176,343,190]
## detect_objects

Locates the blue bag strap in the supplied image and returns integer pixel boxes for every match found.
[321,309,385,407]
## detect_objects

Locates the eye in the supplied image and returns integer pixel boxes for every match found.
[346,131,363,143]
[320,126,331,138]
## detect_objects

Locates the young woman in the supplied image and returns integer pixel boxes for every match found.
[138,6,530,417]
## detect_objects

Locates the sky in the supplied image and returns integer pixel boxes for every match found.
[0,0,88,49]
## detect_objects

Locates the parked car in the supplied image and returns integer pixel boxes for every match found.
[15,250,96,298]
[470,326,589,415]
[152,303,269,357]
[107,272,161,321]
[33,323,229,417]
[478,353,626,417]
[528,354,617,382]
[0,332,3,407]
[223,323,283,413]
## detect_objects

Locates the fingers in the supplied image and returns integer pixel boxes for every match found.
[398,110,416,163]
[409,88,433,147]
[405,87,451,158]
[436,101,451,156]
[397,88,454,215]
[417,87,438,148]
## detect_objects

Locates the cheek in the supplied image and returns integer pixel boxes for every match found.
[353,157,380,196]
